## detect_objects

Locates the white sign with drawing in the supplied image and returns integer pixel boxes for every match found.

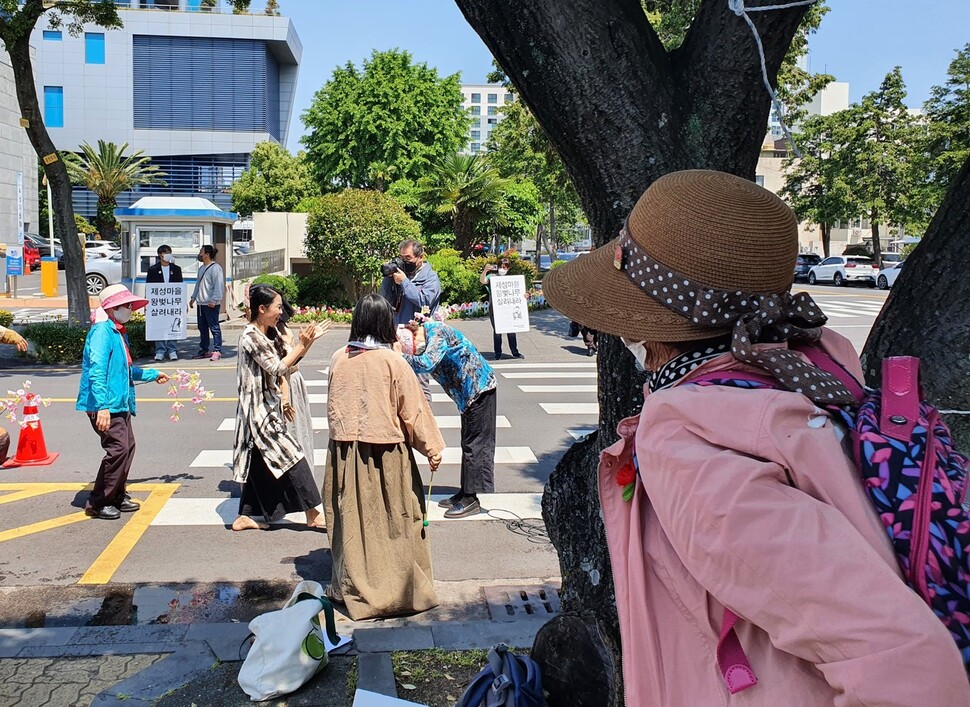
[145,283,187,341]
[490,274,530,334]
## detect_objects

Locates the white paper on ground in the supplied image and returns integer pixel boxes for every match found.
[352,688,428,706]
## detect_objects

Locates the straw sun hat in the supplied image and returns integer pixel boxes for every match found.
[543,170,798,343]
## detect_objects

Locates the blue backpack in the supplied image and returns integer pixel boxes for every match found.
[456,644,545,707]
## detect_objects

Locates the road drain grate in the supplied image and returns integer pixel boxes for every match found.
[483,584,561,622]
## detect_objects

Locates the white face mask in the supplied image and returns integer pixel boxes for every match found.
[161,253,173,263]
[497,268,509,276]
[113,306,133,324]
[621,337,648,373]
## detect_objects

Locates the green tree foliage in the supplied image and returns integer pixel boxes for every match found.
[781,113,854,256]
[418,153,513,256]
[841,68,920,262]
[304,189,420,298]
[264,0,280,16]
[922,44,970,211]
[230,141,318,216]
[426,248,483,304]
[386,177,452,238]
[301,49,468,190]
[494,179,542,245]
[63,140,166,242]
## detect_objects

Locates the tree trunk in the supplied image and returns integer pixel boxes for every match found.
[6,32,90,325]
[863,153,970,449]
[548,201,557,258]
[97,197,117,243]
[821,221,831,257]
[870,207,882,266]
[452,1,810,704]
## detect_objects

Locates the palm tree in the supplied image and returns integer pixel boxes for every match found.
[419,153,512,255]
[367,160,398,192]
[64,140,167,242]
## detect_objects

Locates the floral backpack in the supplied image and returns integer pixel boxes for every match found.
[693,350,970,673]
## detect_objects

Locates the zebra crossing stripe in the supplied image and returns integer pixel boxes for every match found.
[518,385,597,393]
[567,428,597,440]
[489,362,596,369]
[216,415,512,432]
[501,372,597,379]
[189,445,536,468]
[540,403,599,415]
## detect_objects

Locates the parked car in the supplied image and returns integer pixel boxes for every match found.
[84,240,120,257]
[876,260,905,290]
[85,252,123,295]
[878,252,905,269]
[807,255,879,287]
[793,253,822,282]
[22,241,40,269]
[23,233,63,260]
[538,252,584,272]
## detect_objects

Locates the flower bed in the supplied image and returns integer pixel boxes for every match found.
[287,293,549,324]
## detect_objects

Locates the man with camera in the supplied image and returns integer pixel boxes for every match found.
[380,239,441,326]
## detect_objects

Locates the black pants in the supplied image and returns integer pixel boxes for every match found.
[460,388,497,495]
[489,310,519,357]
[87,412,135,511]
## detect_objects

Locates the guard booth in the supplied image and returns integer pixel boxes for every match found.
[114,197,237,317]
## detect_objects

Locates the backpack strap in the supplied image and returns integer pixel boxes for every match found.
[717,609,758,694]
[689,371,781,389]
[789,343,866,403]
[881,357,920,443]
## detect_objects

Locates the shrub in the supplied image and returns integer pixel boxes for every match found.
[20,322,88,364]
[252,274,299,302]
[467,252,538,289]
[427,248,482,305]
[293,271,350,308]
[0,310,13,328]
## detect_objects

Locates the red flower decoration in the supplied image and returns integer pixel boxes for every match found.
[616,461,636,487]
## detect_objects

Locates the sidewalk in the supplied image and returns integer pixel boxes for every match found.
[0,609,549,706]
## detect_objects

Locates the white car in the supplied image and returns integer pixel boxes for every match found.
[807,255,879,287]
[85,252,122,295]
[84,240,120,258]
[876,260,905,290]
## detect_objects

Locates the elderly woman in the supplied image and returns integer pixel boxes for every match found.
[232,285,330,531]
[325,294,444,620]
[543,170,966,705]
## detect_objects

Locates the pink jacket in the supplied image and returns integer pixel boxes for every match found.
[600,329,969,706]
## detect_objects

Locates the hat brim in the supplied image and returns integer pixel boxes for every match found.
[542,239,731,343]
[102,295,149,311]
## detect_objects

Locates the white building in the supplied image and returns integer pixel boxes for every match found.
[31,0,301,219]
[0,48,40,278]
[460,83,514,154]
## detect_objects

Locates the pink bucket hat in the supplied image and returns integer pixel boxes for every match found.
[99,284,149,311]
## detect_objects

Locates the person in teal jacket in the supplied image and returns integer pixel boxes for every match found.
[77,285,169,520]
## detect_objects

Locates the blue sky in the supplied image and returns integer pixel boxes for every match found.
[280,0,970,150]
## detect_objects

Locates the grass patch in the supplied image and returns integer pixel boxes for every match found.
[391,649,491,706]
[346,659,358,700]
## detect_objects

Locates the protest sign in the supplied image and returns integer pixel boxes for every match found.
[146,282,187,341]
[491,274,530,334]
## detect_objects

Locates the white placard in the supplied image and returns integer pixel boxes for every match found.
[491,274,530,334]
[145,282,187,341]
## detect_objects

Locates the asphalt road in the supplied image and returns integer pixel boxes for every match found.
[0,287,886,619]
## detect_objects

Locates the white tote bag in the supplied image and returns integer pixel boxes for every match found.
[238,580,350,701]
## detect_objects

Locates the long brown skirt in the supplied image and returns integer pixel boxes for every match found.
[323,440,439,620]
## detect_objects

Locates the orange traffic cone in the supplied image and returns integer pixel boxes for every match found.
[2,393,59,468]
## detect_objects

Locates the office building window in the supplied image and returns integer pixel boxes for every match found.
[470,142,481,152]
[487,106,497,116]
[44,86,64,128]
[471,130,480,140]
[487,118,497,125]
[755,175,765,187]
[488,93,498,104]
[504,93,513,103]
[471,118,480,128]
[43,30,62,41]
[469,105,481,116]
[471,93,481,103]
[85,33,105,64]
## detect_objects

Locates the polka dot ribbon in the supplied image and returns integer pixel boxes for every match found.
[617,228,856,405]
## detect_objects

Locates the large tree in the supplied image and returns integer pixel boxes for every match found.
[448,1,919,704]
[921,44,970,218]
[0,0,123,324]
[64,140,166,242]
[301,49,469,191]
[230,141,317,216]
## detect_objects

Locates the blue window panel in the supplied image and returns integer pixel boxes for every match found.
[133,36,279,139]
[85,33,105,64]
[43,30,62,41]
[44,86,64,128]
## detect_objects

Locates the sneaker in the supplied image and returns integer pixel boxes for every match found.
[437,492,464,509]
[169,352,178,361]
[154,353,164,362]
[444,497,481,519]
[194,351,211,359]
[210,352,222,361]
[512,353,525,359]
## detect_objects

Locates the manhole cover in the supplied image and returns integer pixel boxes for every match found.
[483,584,561,622]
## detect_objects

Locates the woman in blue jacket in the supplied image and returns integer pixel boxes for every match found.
[77,285,170,520]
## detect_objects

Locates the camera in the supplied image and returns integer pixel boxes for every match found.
[381,257,406,278]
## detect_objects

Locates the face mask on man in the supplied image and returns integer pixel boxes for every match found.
[161,253,173,264]
[621,337,649,373]
[197,254,204,262]
[113,306,133,324]
[402,260,418,276]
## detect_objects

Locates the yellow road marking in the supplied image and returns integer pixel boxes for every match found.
[79,483,180,585]
[0,483,160,492]
[0,365,236,373]
[0,511,90,543]
[0,487,66,505]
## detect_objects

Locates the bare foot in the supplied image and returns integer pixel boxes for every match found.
[232,516,268,531]
[305,508,326,530]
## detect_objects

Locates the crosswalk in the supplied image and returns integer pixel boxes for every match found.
[813,298,885,319]
[164,359,601,525]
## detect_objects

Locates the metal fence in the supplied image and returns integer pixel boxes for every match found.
[233,249,286,280]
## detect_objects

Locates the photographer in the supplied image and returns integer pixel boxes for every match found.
[379,239,441,326]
